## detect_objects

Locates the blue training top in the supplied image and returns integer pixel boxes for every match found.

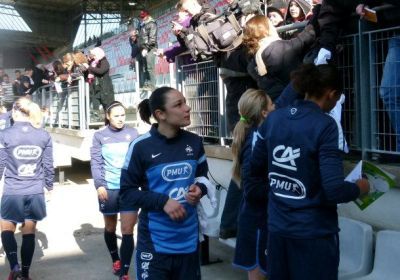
[90,125,138,190]
[249,100,360,239]
[0,121,54,195]
[120,124,208,254]
[241,127,268,227]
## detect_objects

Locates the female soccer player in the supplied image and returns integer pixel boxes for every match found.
[90,101,138,280]
[0,97,54,280]
[120,87,209,280]
[231,89,274,280]
[248,64,370,280]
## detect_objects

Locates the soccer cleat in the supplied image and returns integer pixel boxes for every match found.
[120,275,130,280]
[112,260,121,275]
[7,270,21,280]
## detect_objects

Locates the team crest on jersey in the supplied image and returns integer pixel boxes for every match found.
[185,145,193,156]
[125,134,131,140]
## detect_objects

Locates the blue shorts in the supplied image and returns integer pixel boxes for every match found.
[99,189,138,214]
[267,232,339,280]
[233,210,268,274]
[1,194,46,223]
[135,249,201,280]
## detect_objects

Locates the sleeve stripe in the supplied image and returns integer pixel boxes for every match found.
[122,132,151,169]
[329,114,348,153]
[251,131,258,151]
[198,153,206,164]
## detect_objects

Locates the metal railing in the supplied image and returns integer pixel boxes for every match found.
[366,26,400,155]
[33,77,87,129]
[178,60,225,143]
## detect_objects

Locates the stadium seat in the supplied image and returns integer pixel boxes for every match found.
[352,230,400,280]
[338,217,373,280]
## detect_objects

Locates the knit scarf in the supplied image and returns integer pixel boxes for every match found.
[255,36,281,76]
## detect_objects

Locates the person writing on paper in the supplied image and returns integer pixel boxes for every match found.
[248,64,370,280]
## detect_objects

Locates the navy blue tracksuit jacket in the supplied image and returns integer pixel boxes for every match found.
[248,100,360,238]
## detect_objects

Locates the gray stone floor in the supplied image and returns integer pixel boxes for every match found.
[0,161,247,279]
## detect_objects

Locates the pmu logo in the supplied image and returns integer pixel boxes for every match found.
[272,145,300,171]
[161,163,192,182]
[13,145,42,160]
[269,172,306,199]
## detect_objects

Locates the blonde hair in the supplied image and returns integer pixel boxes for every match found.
[73,51,88,65]
[62,53,74,64]
[13,97,43,128]
[243,15,279,56]
[231,89,272,184]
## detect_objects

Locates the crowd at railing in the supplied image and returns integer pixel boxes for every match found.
[167,1,400,159]
[4,0,398,160]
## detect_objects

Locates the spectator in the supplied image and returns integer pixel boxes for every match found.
[12,70,22,95]
[29,64,50,95]
[18,67,34,96]
[52,60,69,124]
[248,64,370,280]
[284,0,311,24]
[157,3,193,63]
[282,0,312,39]
[72,51,89,78]
[175,0,217,61]
[314,0,400,65]
[243,15,315,100]
[83,47,115,120]
[380,36,400,151]
[128,29,139,70]
[137,10,158,90]
[267,6,285,27]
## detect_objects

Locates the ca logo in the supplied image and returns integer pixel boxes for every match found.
[169,187,187,202]
[272,145,300,171]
